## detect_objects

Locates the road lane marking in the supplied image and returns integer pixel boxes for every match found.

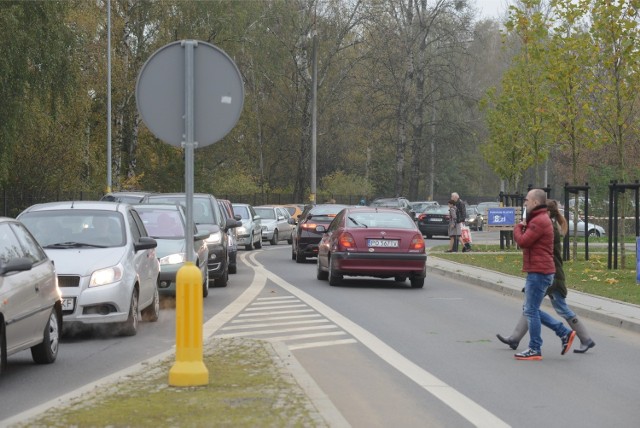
[246,253,510,428]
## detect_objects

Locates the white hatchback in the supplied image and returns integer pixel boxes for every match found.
[19,201,160,336]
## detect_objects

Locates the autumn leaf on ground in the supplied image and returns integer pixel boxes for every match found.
[605,278,619,285]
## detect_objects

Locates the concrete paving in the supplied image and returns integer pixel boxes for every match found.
[426,255,640,334]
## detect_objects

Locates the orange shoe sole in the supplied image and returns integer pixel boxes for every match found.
[562,331,577,355]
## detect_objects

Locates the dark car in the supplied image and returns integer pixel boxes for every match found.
[289,204,349,263]
[316,207,427,288]
[465,205,484,231]
[369,197,415,219]
[141,193,239,287]
[416,205,451,239]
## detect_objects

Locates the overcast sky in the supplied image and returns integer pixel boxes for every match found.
[476,0,510,20]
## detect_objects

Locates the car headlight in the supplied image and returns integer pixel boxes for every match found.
[236,226,247,235]
[206,231,223,244]
[159,253,186,266]
[89,264,123,287]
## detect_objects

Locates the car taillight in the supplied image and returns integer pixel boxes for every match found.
[301,223,318,230]
[338,232,356,250]
[418,214,426,221]
[410,234,425,251]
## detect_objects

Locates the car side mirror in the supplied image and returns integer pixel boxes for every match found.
[225,218,241,230]
[234,214,242,221]
[194,230,210,241]
[288,218,296,225]
[254,215,261,221]
[0,257,33,275]
[135,236,158,252]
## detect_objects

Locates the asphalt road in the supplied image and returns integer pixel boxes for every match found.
[3,234,640,427]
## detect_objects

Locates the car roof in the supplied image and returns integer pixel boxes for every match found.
[20,201,126,213]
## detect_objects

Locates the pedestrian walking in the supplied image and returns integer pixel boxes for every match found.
[497,199,595,353]
[446,199,460,252]
[510,189,576,360]
[451,192,471,252]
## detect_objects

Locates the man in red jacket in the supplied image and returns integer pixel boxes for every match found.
[512,189,576,360]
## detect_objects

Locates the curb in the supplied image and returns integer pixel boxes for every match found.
[426,256,640,334]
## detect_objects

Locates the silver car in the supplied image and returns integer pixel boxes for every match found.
[254,205,294,245]
[232,203,262,250]
[0,218,62,374]
[18,201,160,336]
[135,204,210,297]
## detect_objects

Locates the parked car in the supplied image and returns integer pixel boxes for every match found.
[232,203,262,250]
[476,201,501,217]
[218,199,241,274]
[0,218,63,374]
[465,205,484,231]
[282,204,305,221]
[142,193,237,287]
[369,197,415,219]
[416,205,451,239]
[135,204,210,297]
[290,204,349,263]
[18,201,160,336]
[254,205,294,245]
[316,207,427,288]
[100,191,152,204]
[410,201,439,213]
[560,209,606,237]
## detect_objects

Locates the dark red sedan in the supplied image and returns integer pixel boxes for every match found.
[316,207,427,288]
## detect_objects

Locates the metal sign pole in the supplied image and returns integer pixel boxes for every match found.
[184,40,196,262]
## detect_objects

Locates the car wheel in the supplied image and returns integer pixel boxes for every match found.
[287,234,293,245]
[588,229,601,237]
[141,287,160,322]
[31,307,60,364]
[296,247,306,263]
[270,230,278,245]
[245,237,254,251]
[214,267,228,288]
[291,246,297,260]
[203,273,211,296]
[229,263,237,274]
[410,276,425,289]
[317,257,328,280]
[121,288,139,336]
[255,232,262,249]
[479,222,483,231]
[328,257,342,286]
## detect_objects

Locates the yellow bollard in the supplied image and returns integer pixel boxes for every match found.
[169,262,209,386]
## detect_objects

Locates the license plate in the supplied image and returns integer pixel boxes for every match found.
[367,239,399,248]
[429,218,443,222]
[62,297,75,311]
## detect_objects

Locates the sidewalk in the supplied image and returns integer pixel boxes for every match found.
[426,255,640,334]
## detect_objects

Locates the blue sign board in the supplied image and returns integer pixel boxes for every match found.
[487,208,516,226]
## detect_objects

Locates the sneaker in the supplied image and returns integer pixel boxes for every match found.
[514,348,542,360]
[496,334,519,350]
[561,331,577,355]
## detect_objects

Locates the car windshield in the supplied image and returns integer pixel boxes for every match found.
[20,210,125,248]
[136,208,185,238]
[347,211,414,229]
[146,196,220,225]
[233,205,251,219]
[254,208,276,220]
[425,206,450,215]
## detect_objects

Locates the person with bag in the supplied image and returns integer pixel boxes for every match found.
[446,200,460,252]
[496,199,596,353]
[451,192,471,252]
